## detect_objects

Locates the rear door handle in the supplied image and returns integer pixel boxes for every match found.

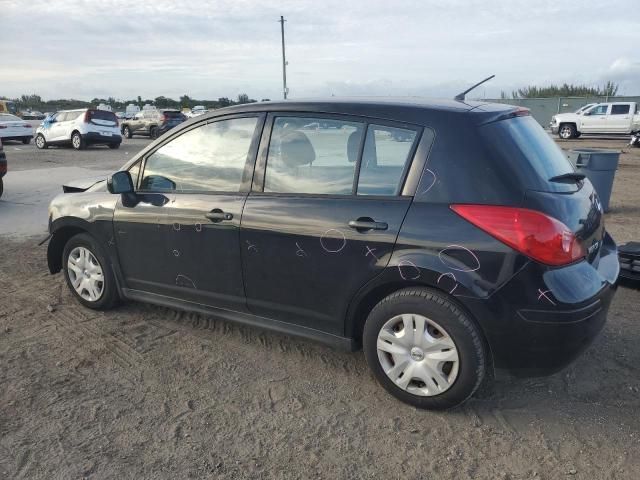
[348,218,388,232]
[205,209,233,222]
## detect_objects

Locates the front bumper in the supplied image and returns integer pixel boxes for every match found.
[550,125,559,134]
[462,232,619,376]
[83,132,121,145]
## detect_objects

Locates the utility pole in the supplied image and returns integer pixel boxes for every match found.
[279,15,288,99]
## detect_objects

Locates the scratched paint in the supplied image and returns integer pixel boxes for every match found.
[537,288,556,306]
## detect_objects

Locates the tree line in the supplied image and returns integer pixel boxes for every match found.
[1,93,268,113]
[500,81,619,99]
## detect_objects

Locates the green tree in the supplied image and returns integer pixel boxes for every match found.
[511,82,619,98]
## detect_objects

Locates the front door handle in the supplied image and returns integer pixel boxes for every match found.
[348,217,388,232]
[205,209,233,222]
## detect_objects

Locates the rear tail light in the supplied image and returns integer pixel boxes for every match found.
[451,204,585,266]
[23,124,31,128]
[0,125,6,129]
[84,111,91,123]
[160,114,167,123]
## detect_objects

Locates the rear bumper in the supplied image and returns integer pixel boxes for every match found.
[83,132,121,144]
[462,232,619,376]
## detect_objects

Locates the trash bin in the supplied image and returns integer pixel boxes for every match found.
[566,148,620,212]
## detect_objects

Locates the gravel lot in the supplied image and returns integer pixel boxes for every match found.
[0,135,639,479]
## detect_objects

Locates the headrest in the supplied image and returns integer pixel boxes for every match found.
[279,131,315,167]
[347,130,360,163]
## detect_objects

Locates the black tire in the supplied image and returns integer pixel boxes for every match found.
[149,126,158,139]
[363,287,486,410]
[108,142,121,149]
[71,131,85,150]
[122,125,132,139]
[62,233,119,310]
[35,134,48,149]
[0,178,3,199]
[22,136,31,145]
[558,123,577,140]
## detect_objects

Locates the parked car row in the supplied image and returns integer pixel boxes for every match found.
[551,101,640,139]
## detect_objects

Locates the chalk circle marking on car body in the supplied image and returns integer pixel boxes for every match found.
[437,272,458,295]
[397,260,421,280]
[320,229,347,253]
[421,168,437,195]
[438,245,481,273]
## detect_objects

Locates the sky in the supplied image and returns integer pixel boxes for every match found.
[0,0,638,102]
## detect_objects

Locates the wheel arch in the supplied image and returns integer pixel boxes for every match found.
[47,217,98,274]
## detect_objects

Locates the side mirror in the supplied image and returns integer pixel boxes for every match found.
[107,171,134,194]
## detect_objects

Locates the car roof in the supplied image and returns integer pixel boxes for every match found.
[201,97,516,126]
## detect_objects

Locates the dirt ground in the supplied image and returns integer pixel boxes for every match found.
[1,137,639,479]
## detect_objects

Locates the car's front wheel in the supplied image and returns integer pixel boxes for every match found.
[558,124,576,139]
[363,287,486,410]
[62,233,118,310]
[22,136,31,145]
[35,134,48,149]
[71,131,85,150]
[149,126,158,139]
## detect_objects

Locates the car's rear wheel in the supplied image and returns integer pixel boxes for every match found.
[35,134,48,149]
[363,287,486,410]
[108,142,120,149]
[558,124,576,139]
[122,126,132,139]
[150,126,158,139]
[62,233,118,310]
[22,136,31,144]
[71,131,85,150]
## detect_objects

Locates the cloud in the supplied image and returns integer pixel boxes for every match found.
[0,0,637,100]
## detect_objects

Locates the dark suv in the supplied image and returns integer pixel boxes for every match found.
[120,109,186,139]
[46,99,619,409]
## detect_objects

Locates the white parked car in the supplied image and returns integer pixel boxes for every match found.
[550,102,640,139]
[0,113,34,144]
[35,109,122,150]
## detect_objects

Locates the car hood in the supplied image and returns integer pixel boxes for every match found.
[62,176,107,193]
[553,112,580,121]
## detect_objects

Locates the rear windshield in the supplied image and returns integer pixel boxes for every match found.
[87,110,117,122]
[479,115,574,191]
[163,111,186,119]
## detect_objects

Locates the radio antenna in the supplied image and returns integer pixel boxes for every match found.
[454,74,495,101]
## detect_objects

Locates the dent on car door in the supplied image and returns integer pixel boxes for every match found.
[240,114,427,335]
[114,114,264,312]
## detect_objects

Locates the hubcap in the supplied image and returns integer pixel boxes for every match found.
[67,247,104,302]
[560,126,571,139]
[376,314,459,397]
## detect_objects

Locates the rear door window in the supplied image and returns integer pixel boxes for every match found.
[264,116,364,195]
[611,104,630,115]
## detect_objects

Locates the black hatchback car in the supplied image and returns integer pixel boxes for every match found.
[46,98,619,409]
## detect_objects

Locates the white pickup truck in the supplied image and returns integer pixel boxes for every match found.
[550,102,640,139]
